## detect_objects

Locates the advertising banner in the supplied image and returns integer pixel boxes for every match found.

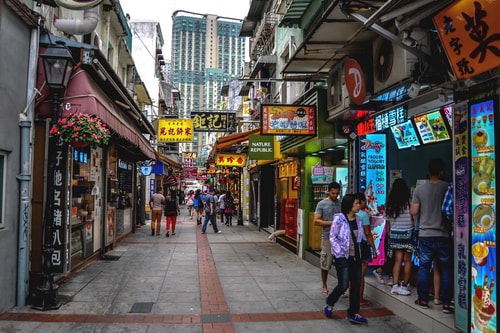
[311,163,334,184]
[452,101,470,331]
[469,98,497,333]
[215,153,247,167]
[158,119,194,142]
[261,104,316,136]
[358,134,387,216]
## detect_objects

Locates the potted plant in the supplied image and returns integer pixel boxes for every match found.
[49,112,111,148]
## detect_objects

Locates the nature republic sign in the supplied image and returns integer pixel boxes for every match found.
[248,135,274,160]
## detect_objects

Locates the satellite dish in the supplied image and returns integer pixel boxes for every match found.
[374,38,394,83]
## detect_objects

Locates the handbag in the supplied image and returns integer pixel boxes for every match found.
[347,216,371,261]
[187,198,194,206]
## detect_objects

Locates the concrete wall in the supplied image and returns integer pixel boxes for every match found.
[0,2,32,312]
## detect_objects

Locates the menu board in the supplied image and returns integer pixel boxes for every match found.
[469,98,496,333]
[413,109,450,144]
[389,120,420,149]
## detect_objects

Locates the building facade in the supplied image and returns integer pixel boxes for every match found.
[171,11,245,165]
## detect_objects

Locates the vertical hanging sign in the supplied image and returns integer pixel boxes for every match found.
[452,101,470,331]
[358,134,387,216]
[50,139,68,274]
[469,98,497,333]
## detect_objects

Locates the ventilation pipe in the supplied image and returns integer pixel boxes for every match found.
[54,5,99,35]
[54,0,103,10]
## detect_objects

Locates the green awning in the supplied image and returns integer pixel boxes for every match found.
[279,0,312,28]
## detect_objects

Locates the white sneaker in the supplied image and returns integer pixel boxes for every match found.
[398,283,411,296]
[372,270,384,284]
[391,284,400,295]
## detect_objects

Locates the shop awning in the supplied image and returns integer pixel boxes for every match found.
[37,68,155,160]
[215,128,261,151]
[156,152,182,170]
[208,128,260,161]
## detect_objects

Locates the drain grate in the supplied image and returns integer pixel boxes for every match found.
[100,255,120,261]
[201,313,231,323]
[129,302,154,313]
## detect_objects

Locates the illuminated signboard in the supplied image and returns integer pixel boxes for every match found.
[357,106,406,136]
[389,120,421,150]
[191,111,237,132]
[158,119,194,142]
[261,104,316,136]
[413,109,451,144]
[434,1,500,80]
[215,153,247,167]
[469,98,497,333]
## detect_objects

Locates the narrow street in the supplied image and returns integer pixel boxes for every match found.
[0,207,425,333]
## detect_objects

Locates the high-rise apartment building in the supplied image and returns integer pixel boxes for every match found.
[171,11,245,163]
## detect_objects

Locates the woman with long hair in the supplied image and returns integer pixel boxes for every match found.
[164,189,179,237]
[223,191,235,226]
[385,178,415,296]
[324,194,369,324]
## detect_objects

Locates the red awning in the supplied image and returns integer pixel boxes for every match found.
[37,66,155,160]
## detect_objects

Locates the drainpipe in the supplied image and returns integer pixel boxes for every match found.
[16,5,42,305]
[17,88,40,306]
[53,6,99,35]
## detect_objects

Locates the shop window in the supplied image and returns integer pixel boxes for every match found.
[0,153,4,228]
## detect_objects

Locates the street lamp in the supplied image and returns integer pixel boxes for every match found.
[33,42,74,311]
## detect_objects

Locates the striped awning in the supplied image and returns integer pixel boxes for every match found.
[279,0,312,28]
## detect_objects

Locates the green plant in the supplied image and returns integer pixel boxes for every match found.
[49,113,110,148]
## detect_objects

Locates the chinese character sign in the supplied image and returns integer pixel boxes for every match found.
[158,119,194,142]
[434,1,500,80]
[192,112,236,132]
[215,153,247,167]
[469,98,497,333]
[261,104,316,135]
[358,134,387,216]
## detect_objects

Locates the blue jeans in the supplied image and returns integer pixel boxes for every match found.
[417,237,452,305]
[326,256,362,316]
[201,213,219,233]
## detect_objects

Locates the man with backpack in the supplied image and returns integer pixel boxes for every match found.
[201,188,222,234]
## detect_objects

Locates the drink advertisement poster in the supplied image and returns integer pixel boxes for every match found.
[452,101,470,331]
[358,134,387,216]
[469,98,496,333]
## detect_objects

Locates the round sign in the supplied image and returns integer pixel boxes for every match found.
[344,58,366,105]
[140,166,152,176]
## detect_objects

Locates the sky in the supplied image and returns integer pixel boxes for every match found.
[120,0,251,59]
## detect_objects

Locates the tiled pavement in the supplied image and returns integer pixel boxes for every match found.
[0,207,429,333]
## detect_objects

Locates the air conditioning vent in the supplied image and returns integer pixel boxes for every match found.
[327,63,350,119]
[373,38,419,93]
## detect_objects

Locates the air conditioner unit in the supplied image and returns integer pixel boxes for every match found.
[373,37,420,94]
[327,65,350,119]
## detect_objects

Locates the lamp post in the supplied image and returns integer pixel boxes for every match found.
[33,42,74,311]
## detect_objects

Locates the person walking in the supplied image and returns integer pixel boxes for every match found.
[324,194,368,324]
[385,178,415,296]
[314,182,341,296]
[410,158,453,313]
[223,191,235,226]
[186,190,195,219]
[149,186,165,236]
[218,190,226,226]
[201,188,221,234]
[164,189,179,237]
[193,189,205,225]
[354,192,377,307]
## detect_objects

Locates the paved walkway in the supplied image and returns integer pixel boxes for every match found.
[0,207,426,332]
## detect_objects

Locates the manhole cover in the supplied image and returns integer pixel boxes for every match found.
[129,302,154,313]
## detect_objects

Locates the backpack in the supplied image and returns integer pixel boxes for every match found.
[196,196,204,210]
